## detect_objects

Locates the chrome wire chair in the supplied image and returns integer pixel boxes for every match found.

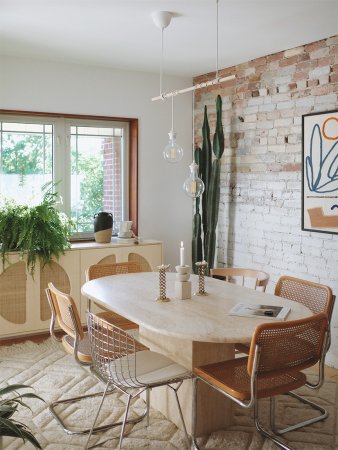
[85,261,142,331]
[85,312,192,450]
[192,313,329,450]
[46,283,147,436]
[210,267,269,292]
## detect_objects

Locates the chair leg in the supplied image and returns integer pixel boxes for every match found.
[50,386,148,437]
[118,394,132,450]
[168,381,190,449]
[146,388,150,427]
[191,377,200,450]
[85,382,111,450]
[254,400,292,450]
[271,391,328,435]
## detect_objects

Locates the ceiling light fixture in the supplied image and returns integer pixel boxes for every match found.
[163,95,184,163]
[151,1,235,103]
[152,11,184,163]
[183,92,205,198]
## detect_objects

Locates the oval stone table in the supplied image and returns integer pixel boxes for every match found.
[82,272,312,436]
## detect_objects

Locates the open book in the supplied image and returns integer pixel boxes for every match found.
[229,303,290,321]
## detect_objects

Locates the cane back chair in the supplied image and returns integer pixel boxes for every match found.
[46,283,147,436]
[210,267,269,292]
[85,312,192,450]
[85,261,142,331]
[236,276,334,360]
[192,313,329,450]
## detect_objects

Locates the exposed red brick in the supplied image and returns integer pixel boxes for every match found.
[305,40,326,53]
[329,73,338,83]
[266,52,284,62]
[288,82,297,90]
[307,79,319,87]
[281,163,302,172]
[317,56,334,67]
[280,55,299,67]
[249,56,267,67]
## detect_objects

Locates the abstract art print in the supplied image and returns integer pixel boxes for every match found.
[302,110,338,234]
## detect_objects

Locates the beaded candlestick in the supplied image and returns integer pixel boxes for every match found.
[195,261,208,296]
[156,264,171,302]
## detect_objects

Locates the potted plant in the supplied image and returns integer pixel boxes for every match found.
[0,383,44,448]
[192,95,224,273]
[0,182,74,276]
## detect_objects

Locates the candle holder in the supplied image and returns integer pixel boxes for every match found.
[156,264,171,302]
[195,261,208,296]
[175,265,191,300]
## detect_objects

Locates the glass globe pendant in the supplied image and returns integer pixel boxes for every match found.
[183,161,205,198]
[163,96,183,163]
[163,130,183,163]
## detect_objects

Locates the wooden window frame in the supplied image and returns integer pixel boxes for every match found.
[0,109,138,238]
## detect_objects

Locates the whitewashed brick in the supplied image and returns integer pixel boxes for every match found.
[277,101,295,110]
[315,93,337,104]
[284,46,304,57]
[309,65,331,79]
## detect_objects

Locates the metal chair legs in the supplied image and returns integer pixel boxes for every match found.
[270,392,328,435]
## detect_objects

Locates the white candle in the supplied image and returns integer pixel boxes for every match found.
[180,241,185,267]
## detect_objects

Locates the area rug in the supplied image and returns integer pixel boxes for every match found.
[0,338,337,449]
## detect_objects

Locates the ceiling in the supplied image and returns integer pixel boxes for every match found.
[0,0,337,78]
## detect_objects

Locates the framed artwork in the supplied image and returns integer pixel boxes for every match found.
[302,109,338,234]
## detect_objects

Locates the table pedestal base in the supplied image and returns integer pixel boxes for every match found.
[139,327,234,437]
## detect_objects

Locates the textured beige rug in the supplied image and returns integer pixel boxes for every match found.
[0,338,337,450]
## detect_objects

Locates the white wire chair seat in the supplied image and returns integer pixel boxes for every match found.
[86,312,192,449]
[46,283,148,437]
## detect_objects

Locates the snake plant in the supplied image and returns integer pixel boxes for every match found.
[192,95,224,273]
[0,384,44,448]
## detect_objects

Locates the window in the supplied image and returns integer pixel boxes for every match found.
[0,112,138,239]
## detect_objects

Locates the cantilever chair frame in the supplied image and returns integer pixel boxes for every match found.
[46,284,147,436]
[210,267,269,292]
[192,313,329,450]
[85,312,192,450]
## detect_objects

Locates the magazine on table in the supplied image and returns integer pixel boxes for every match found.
[228,303,290,320]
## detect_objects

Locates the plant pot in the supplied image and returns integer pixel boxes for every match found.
[94,212,113,243]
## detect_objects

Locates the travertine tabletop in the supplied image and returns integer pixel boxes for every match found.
[81,272,312,344]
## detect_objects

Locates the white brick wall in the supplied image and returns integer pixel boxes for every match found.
[194,35,338,367]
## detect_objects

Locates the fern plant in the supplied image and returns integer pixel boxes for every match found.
[0,383,44,448]
[0,183,74,276]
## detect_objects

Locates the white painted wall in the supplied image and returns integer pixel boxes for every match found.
[0,55,193,267]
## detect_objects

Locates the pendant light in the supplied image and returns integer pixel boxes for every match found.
[163,96,184,163]
[183,91,204,198]
[152,11,183,163]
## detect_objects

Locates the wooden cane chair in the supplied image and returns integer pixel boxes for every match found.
[85,261,142,331]
[210,267,269,292]
[85,312,192,450]
[236,276,335,356]
[192,313,329,450]
[46,283,147,436]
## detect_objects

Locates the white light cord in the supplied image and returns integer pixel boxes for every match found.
[216,0,219,80]
[160,27,164,96]
[192,90,195,159]
[171,95,174,131]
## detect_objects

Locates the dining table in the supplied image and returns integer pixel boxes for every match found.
[81,271,312,436]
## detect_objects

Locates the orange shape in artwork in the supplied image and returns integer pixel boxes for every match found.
[322,117,338,140]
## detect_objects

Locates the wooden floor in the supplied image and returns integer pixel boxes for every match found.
[1,333,338,381]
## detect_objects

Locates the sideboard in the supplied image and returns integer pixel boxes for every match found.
[0,239,162,339]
